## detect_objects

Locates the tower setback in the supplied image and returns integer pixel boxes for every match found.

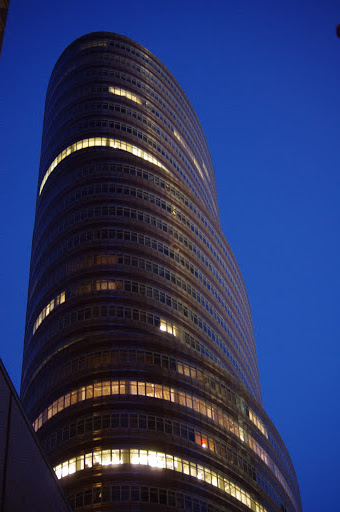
[21,32,302,512]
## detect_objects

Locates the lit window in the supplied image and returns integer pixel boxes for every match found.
[33,291,65,334]
[32,377,288,502]
[39,138,169,195]
[173,130,209,182]
[52,447,268,511]
[159,319,177,337]
[109,86,142,105]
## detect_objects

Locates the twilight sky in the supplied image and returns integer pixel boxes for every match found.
[1,1,339,510]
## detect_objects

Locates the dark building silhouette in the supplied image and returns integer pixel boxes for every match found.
[0,0,10,55]
[0,358,72,512]
[21,32,302,512]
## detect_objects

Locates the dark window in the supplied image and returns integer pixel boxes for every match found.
[112,486,120,502]
[131,486,139,501]
[148,416,155,430]
[93,416,101,430]
[121,486,129,502]
[111,414,119,428]
[102,486,110,503]
[139,415,147,429]
[150,488,158,503]
[141,487,149,502]
[93,487,102,504]
[84,489,92,506]
[102,414,110,429]
[121,414,128,427]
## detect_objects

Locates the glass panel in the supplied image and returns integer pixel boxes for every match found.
[68,458,76,474]
[166,454,173,469]
[93,451,101,465]
[121,449,129,464]
[155,384,162,399]
[102,381,110,395]
[138,382,145,395]
[146,383,154,397]
[190,462,197,477]
[183,460,190,475]
[163,386,170,401]
[86,385,93,399]
[174,457,182,472]
[139,450,148,465]
[112,449,121,465]
[85,453,92,468]
[76,456,84,471]
[94,382,102,397]
[130,449,140,464]
[197,465,204,481]
[102,449,111,466]
[204,468,211,484]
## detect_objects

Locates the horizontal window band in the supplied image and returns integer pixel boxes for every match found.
[54,447,267,512]
[39,138,169,195]
[32,378,292,503]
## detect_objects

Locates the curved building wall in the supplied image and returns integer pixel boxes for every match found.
[21,32,302,512]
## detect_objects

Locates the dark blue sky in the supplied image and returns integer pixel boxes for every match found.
[1,1,339,510]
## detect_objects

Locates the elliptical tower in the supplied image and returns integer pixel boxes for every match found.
[21,32,301,512]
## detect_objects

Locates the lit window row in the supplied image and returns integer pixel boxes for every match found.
[33,379,266,466]
[33,380,247,452]
[249,409,268,438]
[173,129,209,183]
[33,295,262,441]
[32,292,65,334]
[32,378,292,502]
[43,409,257,486]
[30,338,259,444]
[89,71,205,202]
[109,86,142,105]
[81,42,203,162]
[39,138,169,195]
[58,91,212,214]
[54,447,267,512]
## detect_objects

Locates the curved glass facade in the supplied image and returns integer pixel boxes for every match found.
[21,32,301,512]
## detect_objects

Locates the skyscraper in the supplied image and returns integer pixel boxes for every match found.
[21,32,302,512]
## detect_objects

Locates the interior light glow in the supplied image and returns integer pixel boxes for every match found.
[39,138,169,195]
[249,409,268,438]
[53,447,267,512]
[33,376,293,505]
[109,86,142,105]
[33,291,65,334]
[159,319,177,336]
[173,129,209,182]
